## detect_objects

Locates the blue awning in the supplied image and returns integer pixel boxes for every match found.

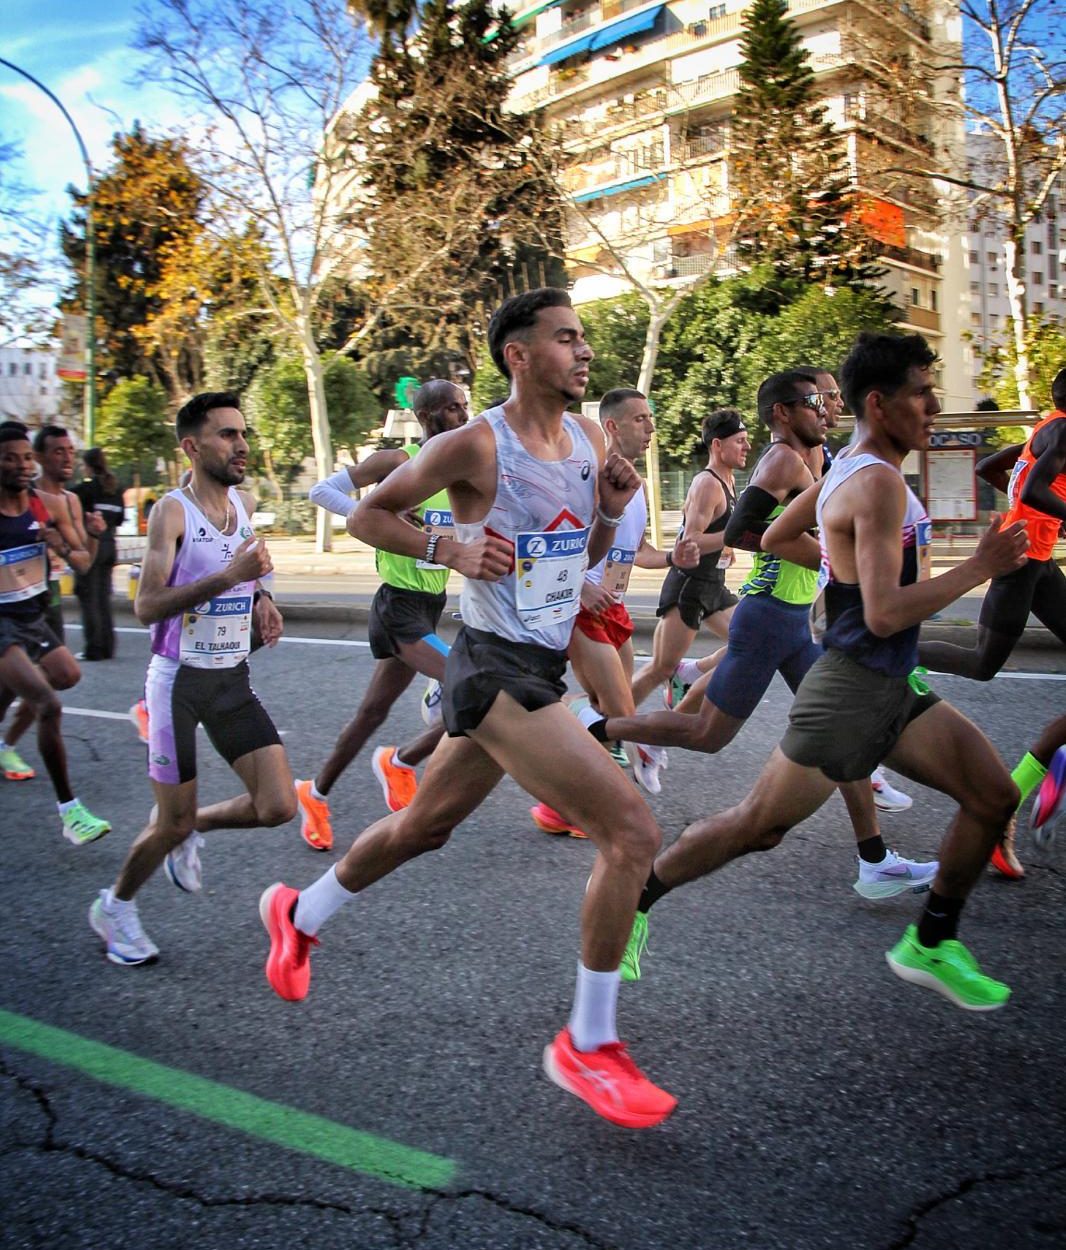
[536,3,664,67]
[589,4,664,51]
[572,173,661,203]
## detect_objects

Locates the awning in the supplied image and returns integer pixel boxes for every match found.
[572,173,661,203]
[535,3,664,66]
[485,0,563,41]
[667,217,711,236]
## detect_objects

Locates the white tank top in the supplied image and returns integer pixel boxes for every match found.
[151,487,258,668]
[455,405,597,651]
[586,485,646,602]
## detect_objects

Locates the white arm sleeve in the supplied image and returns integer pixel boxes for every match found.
[309,468,358,517]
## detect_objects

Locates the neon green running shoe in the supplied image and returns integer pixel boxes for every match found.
[885,924,1010,1012]
[620,912,649,983]
[1,745,35,781]
[61,800,111,846]
[609,742,629,768]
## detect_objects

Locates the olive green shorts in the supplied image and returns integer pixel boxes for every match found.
[780,649,939,783]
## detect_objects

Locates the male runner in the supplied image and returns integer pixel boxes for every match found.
[0,424,107,777]
[596,333,1029,1011]
[0,423,109,841]
[530,387,698,834]
[89,392,294,966]
[260,288,676,1129]
[919,367,1065,679]
[629,410,748,710]
[294,380,468,847]
[576,371,935,979]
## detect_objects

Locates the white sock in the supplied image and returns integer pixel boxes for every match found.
[294,865,355,936]
[0,738,8,750]
[568,961,620,1051]
[57,798,78,814]
[310,780,328,802]
[391,749,414,770]
[675,658,702,685]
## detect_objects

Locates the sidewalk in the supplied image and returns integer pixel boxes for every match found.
[106,534,1056,655]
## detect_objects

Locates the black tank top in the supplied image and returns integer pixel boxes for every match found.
[0,491,51,619]
[679,468,736,582]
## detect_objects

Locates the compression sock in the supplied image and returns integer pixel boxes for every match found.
[916,890,964,948]
[294,865,355,936]
[637,870,671,915]
[856,834,887,864]
[310,779,329,801]
[568,962,620,1051]
[1012,752,1048,806]
[674,658,703,686]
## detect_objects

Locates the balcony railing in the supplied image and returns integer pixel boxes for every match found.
[903,305,941,332]
[881,242,940,271]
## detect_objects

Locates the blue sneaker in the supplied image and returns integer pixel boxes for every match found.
[1032,746,1066,847]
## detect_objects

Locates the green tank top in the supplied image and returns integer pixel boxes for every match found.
[374,444,452,595]
[740,502,818,605]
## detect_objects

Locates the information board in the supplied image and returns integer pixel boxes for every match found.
[925,449,976,521]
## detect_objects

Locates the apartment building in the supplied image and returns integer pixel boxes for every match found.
[0,343,62,426]
[500,0,973,405]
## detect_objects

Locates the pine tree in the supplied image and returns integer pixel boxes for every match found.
[350,0,566,385]
[729,0,881,286]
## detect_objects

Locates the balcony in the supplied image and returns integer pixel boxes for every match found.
[903,305,941,332]
[881,242,940,272]
[843,100,934,155]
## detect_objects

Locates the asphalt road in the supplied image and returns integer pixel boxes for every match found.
[1,618,1064,1250]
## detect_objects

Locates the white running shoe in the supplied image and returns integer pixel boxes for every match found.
[421,679,443,727]
[626,743,668,795]
[870,768,913,812]
[89,890,159,965]
[853,850,938,899]
[164,834,205,893]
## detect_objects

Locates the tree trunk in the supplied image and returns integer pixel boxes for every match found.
[1002,232,1032,410]
[298,321,334,553]
[637,310,670,549]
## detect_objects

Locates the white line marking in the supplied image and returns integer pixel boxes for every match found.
[61,707,131,722]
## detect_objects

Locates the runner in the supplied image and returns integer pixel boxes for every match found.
[89,392,294,966]
[601,333,1029,1011]
[293,380,468,848]
[919,367,1066,679]
[575,371,934,978]
[0,424,106,775]
[260,288,676,1128]
[0,422,109,841]
[629,410,748,712]
[530,387,698,835]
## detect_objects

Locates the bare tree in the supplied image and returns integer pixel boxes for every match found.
[886,0,1065,407]
[138,0,372,550]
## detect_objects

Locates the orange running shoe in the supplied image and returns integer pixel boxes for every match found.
[530,802,589,839]
[259,882,318,1001]
[128,699,149,744]
[990,818,1024,879]
[371,746,418,812]
[543,1028,677,1128]
[295,779,333,851]
[1,745,35,781]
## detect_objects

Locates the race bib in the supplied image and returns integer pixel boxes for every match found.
[515,526,590,629]
[0,541,47,604]
[180,593,253,668]
[602,545,636,599]
[416,507,455,570]
[915,518,932,582]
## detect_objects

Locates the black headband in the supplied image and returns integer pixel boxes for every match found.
[707,412,745,440]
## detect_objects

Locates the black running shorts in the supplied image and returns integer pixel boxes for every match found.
[442,626,568,737]
[656,567,737,631]
[0,613,64,665]
[367,583,447,660]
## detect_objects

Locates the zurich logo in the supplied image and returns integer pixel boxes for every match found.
[527,536,547,557]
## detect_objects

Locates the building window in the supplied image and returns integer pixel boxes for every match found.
[987,252,997,268]
[1034,302,1045,314]
[970,312,982,326]
[1050,255,1059,280]
[970,281,980,293]
[1033,272,1044,285]
[990,314,1000,327]
[1050,225,1059,248]
[708,3,727,17]
[7,362,16,376]
[1032,240,1043,254]
[22,362,32,375]
[930,289,938,311]
[989,282,999,296]
[1050,283,1058,299]
[969,250,979,264]
[910,287,920,306]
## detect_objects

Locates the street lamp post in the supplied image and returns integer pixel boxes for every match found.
[0,57,97,444]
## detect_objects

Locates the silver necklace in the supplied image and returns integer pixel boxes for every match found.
[185,481,232,533]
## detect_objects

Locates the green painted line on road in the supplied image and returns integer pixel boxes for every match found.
[0,1008,457,1191]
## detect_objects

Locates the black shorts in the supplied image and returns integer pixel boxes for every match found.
[657,567,737,631]
[0,614,64,665]
[442,626,568,737]
[367,584,447,660]
[45,580,65,645]
[980,557,1066,642]
[780,649,940,782]
[146,659,281,785]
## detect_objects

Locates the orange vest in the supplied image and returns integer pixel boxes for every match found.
[1003,410,1066,560]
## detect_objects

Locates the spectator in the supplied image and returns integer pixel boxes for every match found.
[73,448,124,660]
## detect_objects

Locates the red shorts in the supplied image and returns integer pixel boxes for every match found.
[573,600,634,650]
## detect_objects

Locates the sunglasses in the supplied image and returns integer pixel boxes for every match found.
[817,389,841,402]
[784,394,825,412]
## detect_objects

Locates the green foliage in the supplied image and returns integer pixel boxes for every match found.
[976,317,1066,418]
[730,0,882,286]
[577,295,652,400]
[245,353,382,478]
[96,376,175,482]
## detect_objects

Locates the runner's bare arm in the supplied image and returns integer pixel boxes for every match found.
[761,477,824,570]
[41,491,89,570]
[679,473,727,556]
[350,421,511,580]
[589,450,641,566]
[1020,420,1066,523]
[135,496,273,625]
[975,443,1022,495]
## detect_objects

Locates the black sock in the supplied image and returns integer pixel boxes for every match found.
[856,834,887,864]
[638,870,670,915]
[585,715,610,743]
[917,891,964,947]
